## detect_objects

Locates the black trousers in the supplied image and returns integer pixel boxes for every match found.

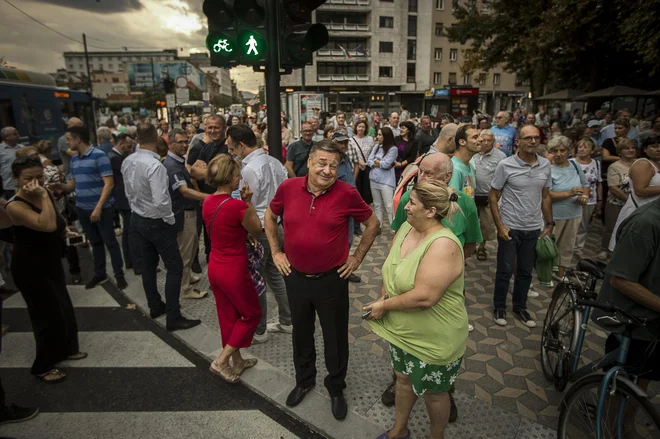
[1,299,5,409]
[284,268,349,396]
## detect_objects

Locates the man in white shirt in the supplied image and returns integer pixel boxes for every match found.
[122,123,201,332]
[226,124,291,344]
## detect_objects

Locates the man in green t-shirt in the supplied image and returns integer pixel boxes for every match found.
[385,152,482,423]
[448,125,480,198]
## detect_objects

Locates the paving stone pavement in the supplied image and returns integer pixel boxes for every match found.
[152,218,658,436]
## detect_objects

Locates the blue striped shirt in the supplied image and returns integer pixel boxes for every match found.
[71,146,114,210]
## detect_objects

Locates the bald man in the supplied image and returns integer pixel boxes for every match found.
[59,117,84,176]
[430,123,458,157]
[385,151,482,421]
[490,111,517,157]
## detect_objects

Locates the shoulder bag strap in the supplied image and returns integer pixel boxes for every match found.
[352,137,367,162]
[208,197,232,237]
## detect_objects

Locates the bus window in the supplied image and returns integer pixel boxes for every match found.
[0,99,16,130]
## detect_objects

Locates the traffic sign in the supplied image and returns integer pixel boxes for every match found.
[176,88,190,104]
[165,94,176,108]
[176,76,188,88]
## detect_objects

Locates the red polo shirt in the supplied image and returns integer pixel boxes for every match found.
[269,176,373,274]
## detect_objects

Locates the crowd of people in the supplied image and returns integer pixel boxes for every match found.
[0,101,658,438]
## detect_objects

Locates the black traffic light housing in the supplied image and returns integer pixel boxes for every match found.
[280,0,329,69]
[204,0,268,68]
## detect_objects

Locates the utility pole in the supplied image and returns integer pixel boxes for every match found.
[82,33,98,136]
[265,0,282,162]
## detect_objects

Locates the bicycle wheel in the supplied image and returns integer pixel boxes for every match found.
[541,282,580,382]
[558,373,660,439]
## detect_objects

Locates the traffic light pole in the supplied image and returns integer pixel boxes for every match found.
[265,0,282,163]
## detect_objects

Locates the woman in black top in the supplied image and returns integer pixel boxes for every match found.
[393,121,418,183]
[5,156,85,384]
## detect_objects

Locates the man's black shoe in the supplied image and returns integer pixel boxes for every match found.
[448,392,458,423]
[149,303,167,319]
[166,316,201,332]
[0,404,40,426]
[285,385,314,407]
[348,274,361,283]
[191,258,202,274]
[126,264,133,270]
[116,276,128,290]
[381,380,396,407]
[134,268,142,276]
[331,395,347,420]
[85,275,108,289]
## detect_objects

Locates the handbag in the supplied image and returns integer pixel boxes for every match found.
[474,194,489,207]
[352,138,373,204]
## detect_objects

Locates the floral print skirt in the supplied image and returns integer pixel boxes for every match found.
[389,343,463,396]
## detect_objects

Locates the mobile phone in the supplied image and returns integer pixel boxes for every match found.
[66,234,87,246]
[361,310,372,320]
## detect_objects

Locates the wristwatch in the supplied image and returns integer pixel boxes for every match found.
[546,221,556,227]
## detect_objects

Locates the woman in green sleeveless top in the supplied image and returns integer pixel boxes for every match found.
[364,180,468,439]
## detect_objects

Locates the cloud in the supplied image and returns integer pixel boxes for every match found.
[29,0,143,13]
[0,0,264,93]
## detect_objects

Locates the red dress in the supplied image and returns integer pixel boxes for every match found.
[202,194,262,348]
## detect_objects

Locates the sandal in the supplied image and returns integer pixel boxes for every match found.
[476,248,487,261]
[36,368,67,384]
[209,361,240,383]
[67,352,88,360]
[234,358,258,375]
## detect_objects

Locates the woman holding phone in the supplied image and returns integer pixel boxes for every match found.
[4,156,85,384]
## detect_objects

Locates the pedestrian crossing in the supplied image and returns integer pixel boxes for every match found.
[0,283,325,439]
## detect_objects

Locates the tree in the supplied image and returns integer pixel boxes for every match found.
[446,0,659,99]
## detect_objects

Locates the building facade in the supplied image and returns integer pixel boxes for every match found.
[279,0,528,117]
[63,50,178,76]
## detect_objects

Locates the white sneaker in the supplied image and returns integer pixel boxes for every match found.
[494,309,507,326]
[252,331,268,344]
[267,323,293,334]
[527,290,539,299]
[468,323,474,332]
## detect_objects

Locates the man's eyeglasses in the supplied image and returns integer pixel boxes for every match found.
[172,140,188,145]
[301,130,314,133]
[521,136,541,142]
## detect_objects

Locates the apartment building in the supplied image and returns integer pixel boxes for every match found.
[63,50,178,76]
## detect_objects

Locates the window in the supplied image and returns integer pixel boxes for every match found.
[68,64,74,70]
[379,16,394,28]
[434,48,443,61]
[407,40,416,60]
[478,73,487,85]
[449,49,457,61]
[379,66,393,77]
[379,42,393,53]
[408,0,418,12]
[407,63,416,83]
[381,0,393,2]
[112,77,120,83]
[516,75,530,86]
[99,63,104,70]
[463,73,471,84]
[448,72,457,84]
[493,73,500,85]
[436,0,444,9]
[318,62,369,75]
[452,0,458,10]
[79,64,84,69]
[435,23,444,36]
[433,72,442,84]
[408,16,417,37]
[109,64,113,69]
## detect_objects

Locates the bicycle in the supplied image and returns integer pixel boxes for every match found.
[557,300,660,438]
[541,258,607,391]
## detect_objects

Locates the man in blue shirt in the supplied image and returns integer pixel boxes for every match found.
[331,133,361,284]
[96,127,114,154]
[54,126,126,290]
[490,111,517,157]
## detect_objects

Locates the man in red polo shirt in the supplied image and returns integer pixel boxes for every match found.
[264,140,379,420]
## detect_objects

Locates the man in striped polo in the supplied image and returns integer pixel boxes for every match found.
[54,126,126,290]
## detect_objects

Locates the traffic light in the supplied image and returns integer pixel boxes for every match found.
[204,0,268,68]
[279,0,329,69]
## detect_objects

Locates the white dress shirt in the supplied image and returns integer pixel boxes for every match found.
[240,148,288,226]
[121,149,175,225]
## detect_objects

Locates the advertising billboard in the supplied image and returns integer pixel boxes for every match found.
[127,62,207,92]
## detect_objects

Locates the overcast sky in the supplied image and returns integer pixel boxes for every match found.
[0,0,264,93]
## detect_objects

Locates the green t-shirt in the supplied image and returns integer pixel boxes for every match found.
[449,156,476,199]
[368,222,468,365]
[390,188,482,246]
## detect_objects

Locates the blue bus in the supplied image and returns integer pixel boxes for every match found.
[0,67,94,149]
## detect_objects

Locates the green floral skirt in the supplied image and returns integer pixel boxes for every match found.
[389,343,463,396]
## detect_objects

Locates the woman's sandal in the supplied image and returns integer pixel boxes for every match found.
[234,358,258,376]
[67,352,88,360]
[36,368,67,384]
[476,248,487,261]
[209,361,240,383]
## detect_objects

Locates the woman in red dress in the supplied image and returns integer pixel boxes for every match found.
[203,155,263,383]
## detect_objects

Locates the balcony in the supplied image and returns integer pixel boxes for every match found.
[318,75,370,82]
[316,49,370,58]
[320,0,370,7]
[322,23,370,32]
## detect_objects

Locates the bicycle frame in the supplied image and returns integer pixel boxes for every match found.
[596,336,629,439]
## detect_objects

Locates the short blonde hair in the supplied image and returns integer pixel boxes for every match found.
[412,180,461,224]
[206,154,241,188]
[16,146,39,159]
[615,137,637,154]
[34,140,51,155]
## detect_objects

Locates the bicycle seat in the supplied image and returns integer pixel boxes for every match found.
[576,259,606,280]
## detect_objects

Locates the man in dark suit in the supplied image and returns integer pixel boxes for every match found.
[109,134,142,274]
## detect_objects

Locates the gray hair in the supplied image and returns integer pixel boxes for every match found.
[0,126,18,140]
[127,126,138,138]
[306,115,319,121]
[547,135,572,152]
[97,126,113,141]
[168,128,186,141]
[479,129,494,137]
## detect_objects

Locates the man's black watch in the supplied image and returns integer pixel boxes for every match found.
[546,221,556,227]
